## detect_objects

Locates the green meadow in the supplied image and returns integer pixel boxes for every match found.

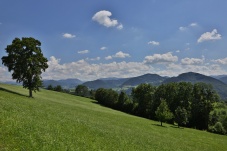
[0,83,227,151]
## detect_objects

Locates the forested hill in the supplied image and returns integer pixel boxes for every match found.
[163,72,227,99]
[121,73,167,87]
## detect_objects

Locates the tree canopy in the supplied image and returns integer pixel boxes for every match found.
[155,99,173,126]
[1,37,48,97]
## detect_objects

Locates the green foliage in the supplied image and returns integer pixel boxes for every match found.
[54,85,63,92]
[75,85,89,97]
[1,37,48,97]
[209,122,226,135]
[131,83,156,118]
[191,83,218,130]
[175,106,188,128]
[155,99,173,126]
[95,88,118,107]
[47,84,54,90]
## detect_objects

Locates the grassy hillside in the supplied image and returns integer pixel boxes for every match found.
[0,84,227,151]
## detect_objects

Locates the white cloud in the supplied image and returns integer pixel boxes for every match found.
[197,29,221,43]
[105,56,112,60]
[78,50,89,54]
[212,58,227,65]
[144,52,178,64]
[86,57,100,61]
[190,22,198,27]
[113,51,131,58]
[92,10,123,29]
[100,47,107,50]
[0,66,12,82]
[176,50,180,53]
[117,24,123,30]
[179,26,187,31]
[105,51,131,60]
[42,56,150,81]
[62,33,76,38]
[181,57,204,65]
[179,22,198,31]
[148,41,160,46]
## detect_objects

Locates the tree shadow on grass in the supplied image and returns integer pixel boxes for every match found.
[0,87,28,98]
[151,123,167,128]
[170,125,184,129]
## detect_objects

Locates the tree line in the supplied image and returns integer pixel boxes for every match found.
[47,81,227,135]
[92,82,227,135]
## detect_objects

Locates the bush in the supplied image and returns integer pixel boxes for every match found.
[209,122,226,135]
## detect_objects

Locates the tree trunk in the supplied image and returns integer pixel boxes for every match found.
[161,121,162,126]
[29,88,33,97]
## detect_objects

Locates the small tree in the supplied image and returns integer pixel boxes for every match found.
[175,106,188,128]
[47,85,54,90]
[54,85,63,92]
[1,37,48,97]
[155,99,173,126]
[75,85,89,97]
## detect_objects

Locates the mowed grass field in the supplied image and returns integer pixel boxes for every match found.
[0,83,227,151]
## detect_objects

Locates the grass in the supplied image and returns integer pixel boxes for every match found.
[0,83,227,151]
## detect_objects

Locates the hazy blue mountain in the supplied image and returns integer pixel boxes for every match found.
[43,79,83,89]
[219,76,227,85]
[121,74,168,87]
[82,79,112,89]
[163,72,227,100]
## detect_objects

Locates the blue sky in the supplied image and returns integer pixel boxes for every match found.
[1,0,227,81]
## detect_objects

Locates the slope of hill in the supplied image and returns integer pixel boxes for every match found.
[82,78,129,90]
[43,78,83,89]
[121,73,168,87]
[219,76,227,85]
[82,79,112,89]
[163,72,227,99]
[1,83,227,151]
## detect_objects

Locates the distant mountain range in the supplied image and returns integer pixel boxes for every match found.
[42,79,83,89]
[21,72,227,100]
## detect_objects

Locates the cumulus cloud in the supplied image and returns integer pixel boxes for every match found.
[144,52,178,64]
[197,29,221,43]
[78,50,89,54]
[148,41,160,46]
[113,51,131,58]
[62,33,76,38]
[100,47,107,50]
[212,58,227,65]
[181,57,204,65]
[105,56,113,60]
[105,51,131,60]
[0,66,12,82]
[92,10,123,30]
[42,56,149,81]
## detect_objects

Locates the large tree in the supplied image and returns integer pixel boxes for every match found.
[2,37,48,97]
[131,83,155,118]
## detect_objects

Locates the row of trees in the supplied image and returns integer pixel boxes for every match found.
[47,85,69,93]
[94,82,224,132]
